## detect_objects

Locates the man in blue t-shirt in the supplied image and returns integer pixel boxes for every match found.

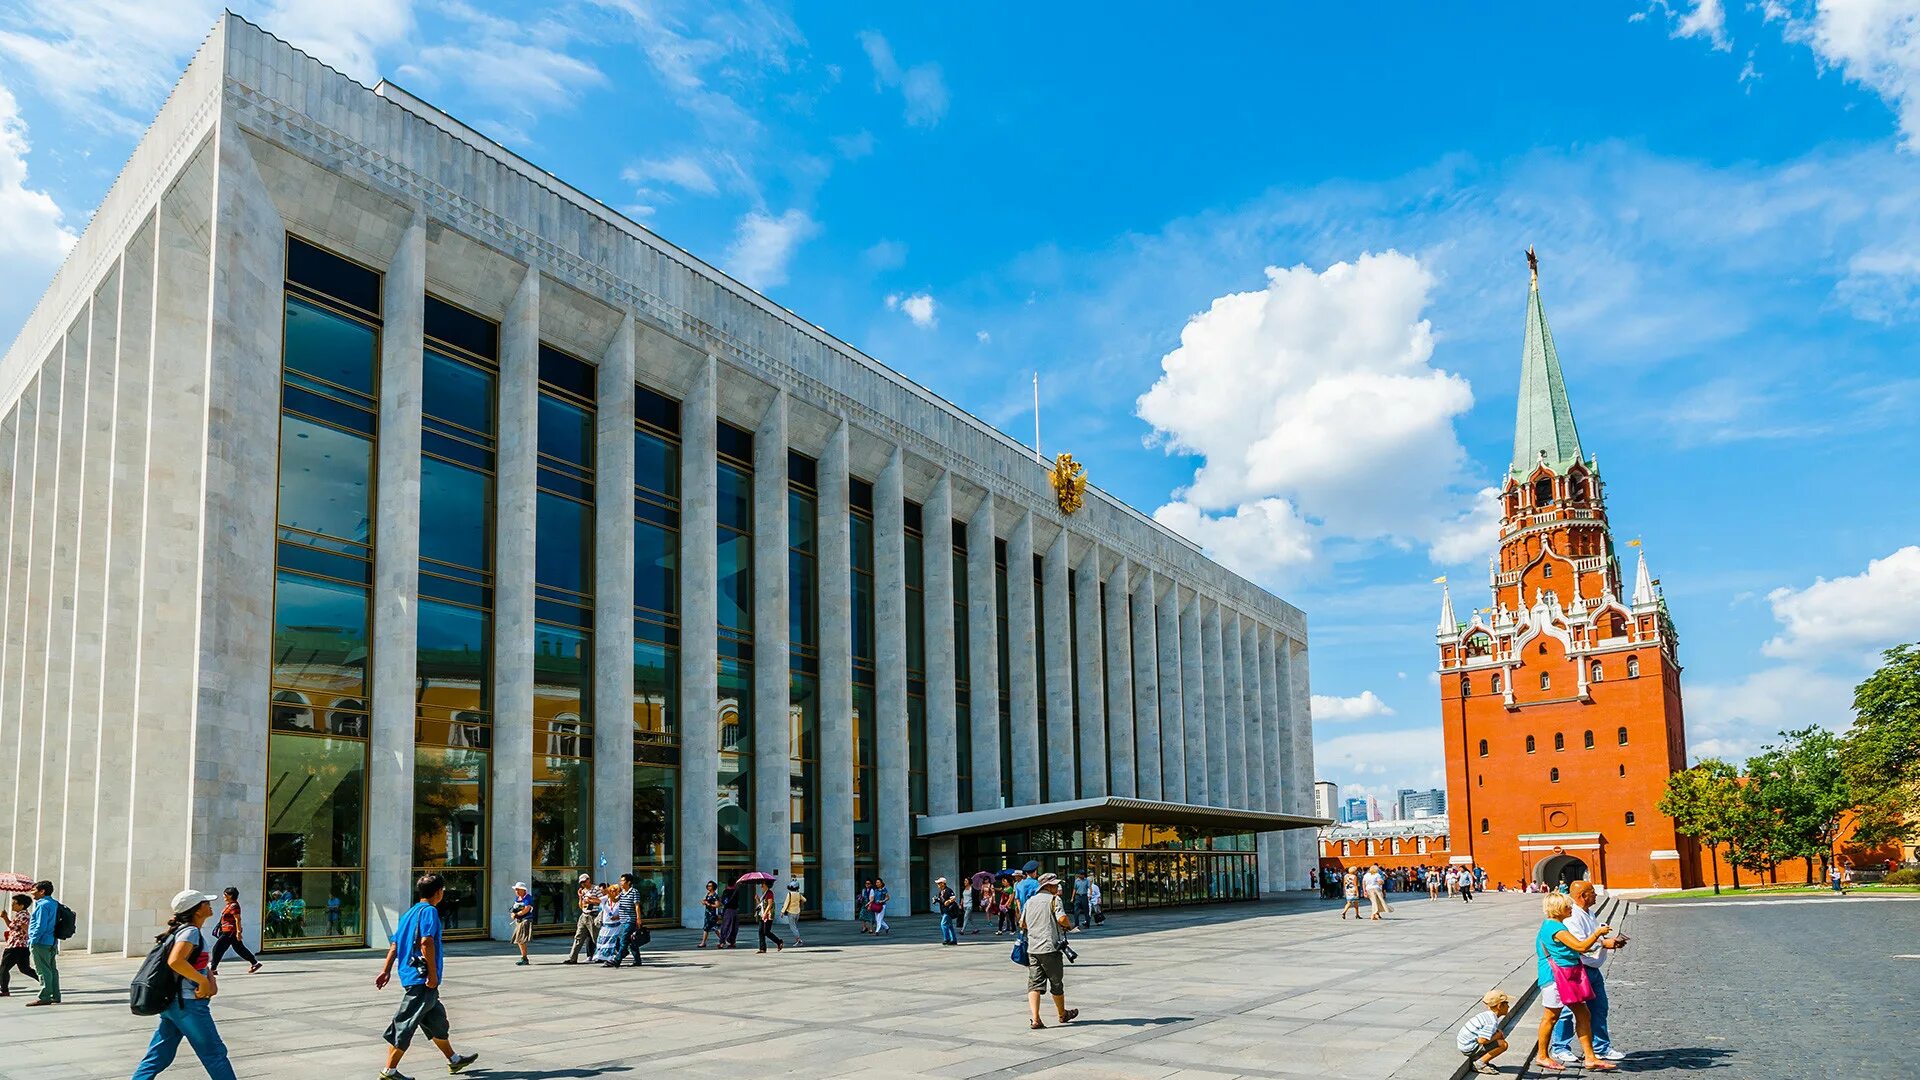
[1013,861,1043,908]
[375,874,478,1080]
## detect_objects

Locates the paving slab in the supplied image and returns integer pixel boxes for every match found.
[2,892,1542,1079]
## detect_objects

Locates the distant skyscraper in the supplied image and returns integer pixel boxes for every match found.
[1342,796,1369,825]
[1366,795,1382,822]
[1398,788,1446,819]
[1315,781,1339,821]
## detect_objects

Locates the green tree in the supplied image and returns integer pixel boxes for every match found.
[1659,759,1739,894]
[1750,727,1852,882]
[1841,643,1920,852]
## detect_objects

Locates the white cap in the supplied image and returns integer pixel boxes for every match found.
[170,889,219,915]
[513,882,529,891]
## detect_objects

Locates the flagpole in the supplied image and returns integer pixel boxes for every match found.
[1033,372,1043,465]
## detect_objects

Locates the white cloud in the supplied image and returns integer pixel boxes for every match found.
[623,154,720,195]
[976,330,992,344]
[1427,487,1503,566]
[263,0,415,83]
[834,130,876,159]
[1311,691,1397,722]
[724,208,818,291]
[885,291,937,327]
[1314,726,1446,788]
[1767,0,1920,146]
[1137,252,1480,583]
[1151,498,1316,582]
[1761,545,1920,659]
[0,82,77,335]
[862,238,907,270]
[1663,0,1731,49]
[0,1,222,130]
[856,30,948,127]
[1687,665,1858,761]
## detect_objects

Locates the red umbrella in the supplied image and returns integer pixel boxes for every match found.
[734,871,777,885]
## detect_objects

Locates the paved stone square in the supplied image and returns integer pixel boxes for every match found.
[5,892,1542,1080]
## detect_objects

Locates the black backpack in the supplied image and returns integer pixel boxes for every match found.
[130,930,199,1016]
[53,903,76,941]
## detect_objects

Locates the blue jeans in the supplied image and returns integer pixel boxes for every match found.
[940,913,958,944]
[132,996,238,1080]
[1550,965,1611,1059]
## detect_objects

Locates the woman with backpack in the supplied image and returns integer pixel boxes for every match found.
[207,887,262,976]
[131,889,237,1080]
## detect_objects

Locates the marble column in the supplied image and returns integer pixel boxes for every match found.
[818,421,854,915]
[921,473,959,888]
[35,319,85,883]
[1072,545,1106,799]
[966,496,1000,809]
[1042,529,1075,801]
[1103,557,1135,798]
[0,384,32,870]
[1257,628,1283,892]
[873,443,909,919]
[1129,568,1161,800]
[0,408,14,864]
[1288,638,1316,889]
[15,363,56,875]
[490,267,539,940]
[1202,602,1228,807]
[1222,610,1246,809]
[752,391,791,878]
[368,209,426,941]
[592,315,637,880]
[1006,511,1039,806]
[1244,620,1268,818]
[1156,579,1186,803]
[677,356,719,926]
[1180,593,1207,804]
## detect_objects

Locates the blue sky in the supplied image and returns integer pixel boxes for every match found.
[4,1,1919,812]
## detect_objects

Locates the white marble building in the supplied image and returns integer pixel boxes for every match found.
[0,15,1318,955]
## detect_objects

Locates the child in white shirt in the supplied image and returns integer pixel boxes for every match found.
[1455,989,1512,1074]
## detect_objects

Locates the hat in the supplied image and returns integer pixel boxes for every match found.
[1036,873,1062,890]
[1022,860,1041,874]
[786,882,800,891]
[935,876,948,884]
[170,889,219,915]
[513,881,529,891]
[579,873,591,883]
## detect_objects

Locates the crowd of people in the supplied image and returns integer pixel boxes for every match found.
[1314,862,1489,899]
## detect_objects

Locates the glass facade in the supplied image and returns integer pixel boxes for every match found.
[850,478,878,890]
[959,822,1259,911]
[903,500,929,912]
[532,345,595,927]
[788,452,820,910]
[716,423,754,868]
[1033,554,1049,803]
[632,383,680,923]
[995,540,1013,808]
[952,523,972,813]
[266,236,378,949]
[413,295,498,937]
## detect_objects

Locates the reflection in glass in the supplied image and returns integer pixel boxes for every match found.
[278,415,372,544]
[635,519,677,615]
[717,657,753,856]
[284,298,377,395]
[423,350,495,435]
[266,733,366,870]
[535,493,592,596]
[262,870,362,946]
[537,395,592,465]
[420,458,492,571]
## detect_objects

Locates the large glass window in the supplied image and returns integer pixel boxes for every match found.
[953,526,972,813]
[717,424,755,866]
[532,344,596,926]
[995,540,1013,807]
[850,478,878,887]
[267,236,379,950]
[789,457,821,910]
[633,385,681,923]
[904,501,929,912]
[415,296,498,936]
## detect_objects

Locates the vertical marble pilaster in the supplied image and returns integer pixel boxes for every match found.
[1041,530,1075,801]
[368,208,426,941]
[13,366,54,872]
[2,376,41,869]
[1257,629,1283,891]
[1102,557,1135,798]
[818,421,855,916]
[1006,511,1039,806]
[1180,594,1207,804]
[35,321,84,884]
[872,443,909,920]
[1156,580,1186,803]
[592,315,637,879]
[1072,545,1106,799]
[1287,637,1316,888]
[0,398,20,868]
[490,268,539,941]
[920,474,959,888]
[1202,602,1228,807]
[752,391,790,878]
[66,267,119,928]
[1222,611,1246,809]
[677,356,719,927]
[1130,569,1161,800]
[92,217,156,954]
[966,497,1000,809]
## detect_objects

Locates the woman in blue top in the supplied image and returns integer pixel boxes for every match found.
[1532,892,1617,1072]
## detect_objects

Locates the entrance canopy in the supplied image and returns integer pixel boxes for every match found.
[915,796,1326,838]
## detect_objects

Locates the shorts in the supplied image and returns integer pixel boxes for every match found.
[511,919,533,945]
[384,985,450,1050]
[1026,950,1065,996]
[1540,981,1563,1010]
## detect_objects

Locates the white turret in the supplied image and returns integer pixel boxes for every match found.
[1632,550,1656,606]
[1437,583,1457,635]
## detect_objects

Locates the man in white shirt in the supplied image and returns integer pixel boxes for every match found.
[1085,879,1103,925]
[1550,881,1625,1064]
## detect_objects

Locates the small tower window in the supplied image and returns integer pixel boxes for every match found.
[1539,643,1548,655]
[1618,764,1626,777]
[1535,477,1553,506]
[1478,739,1489,758]
[1550,767,1561,783]
[1627,656,1641,679]
[1461,674,1471,697]
[1526,735,1537,754]
[1625,811,1637,826]
[1584,729,1595,750]
[1540,671,1552,691]
[1480,818,1490,834]
[1554,732,1565,751]
[1341,841,1350,855]
[1590,661,1604,683]
[1618,726,1629,746]
[1491,673,1503,693]
[1543,563,1554,578]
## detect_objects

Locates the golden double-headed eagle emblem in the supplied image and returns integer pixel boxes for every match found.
[1049,452,1087,515]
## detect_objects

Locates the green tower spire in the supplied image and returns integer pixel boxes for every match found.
[1511,247,1585,478]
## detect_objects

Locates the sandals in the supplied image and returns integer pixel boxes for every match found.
[1535,1061,1567,1072]
[1059,1009,1079,1024]
[1030,1020,1046,1030]
[1584,1064,1618,1072]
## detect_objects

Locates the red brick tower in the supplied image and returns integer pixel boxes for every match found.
[1436,251,1698,891]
